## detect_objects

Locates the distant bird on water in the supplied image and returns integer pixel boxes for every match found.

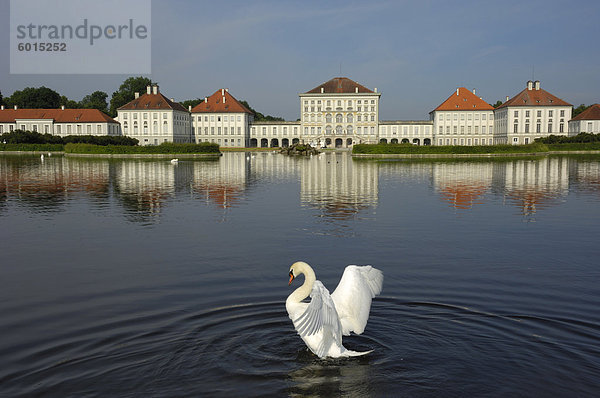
[170,159,179,164]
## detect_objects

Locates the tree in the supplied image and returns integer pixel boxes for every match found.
[7,86,61,108]
[109,76,153,116]
[239,100,285,121]
[181,98,204,110]
[573,104,590,118]
[80,91,108,113]
[60,95,80,109]
[490,100,503,108]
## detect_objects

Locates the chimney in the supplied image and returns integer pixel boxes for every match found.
[223,96,226,103]
[355,87,358,93]
[527,80,533,90]
[534,80,540,90]
[225,88,229,92]
[134,92,139,99]
[506,96,509,102]
[171,98,174,102]
[204,97,208,103]
[153,85,158,95]
[188,105,192,112]
[456,88,460,96]
[374,87,378,93]
[146,85,151,94]
[221,88,225,95]
[472,88,476,95]
[14,105,17,110]
[61,105,65,110]
[320,87,324,93]
[1,105,4,110]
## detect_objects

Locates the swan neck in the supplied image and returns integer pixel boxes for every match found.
[289,264,316,303]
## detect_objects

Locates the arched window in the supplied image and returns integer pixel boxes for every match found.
[347,114,353,123]
[133,121,138,134]
[336,114,343,123]
[347,125,353,135]
[336,125,343,135]
[123,121,128,132]
[326,125,332,135]
[143,121,148,134]
[153,121,158,133]
[326,114,332,123]
[162,120,168,134]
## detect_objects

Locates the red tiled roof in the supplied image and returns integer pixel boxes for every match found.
[0,108,117,123]
[497,85,571,109]
[118,91,188,112]
[304,77,374,94]
[572,104,600,121]
[433,87,494,112]
[191,89,252,114]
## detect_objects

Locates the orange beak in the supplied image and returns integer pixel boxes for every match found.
[288,272,295,286]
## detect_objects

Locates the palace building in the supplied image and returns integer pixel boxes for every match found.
[191,88,254,148]
[430,87,495,146]
[568,104,600,136]
[3,78,585,148]
[117,85,192,145]
[0,105,119,136]
[493,80,572,145]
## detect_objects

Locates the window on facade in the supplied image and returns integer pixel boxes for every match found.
[514,111,519,118]
[536,123,541,133]
[336,114,342,123]
[560,123,564,132]
[347,114,353,123]
[336,125,343,135]
[525,124,529,133]
[525,111,530,117]
[143,121,148,134]
[57,125,62,134]
[514,124,518,133]
[371,115,375,121]
[537,110,542,117]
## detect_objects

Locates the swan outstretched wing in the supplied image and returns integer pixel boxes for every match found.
[291,280,342,357]
[331,265,383,335]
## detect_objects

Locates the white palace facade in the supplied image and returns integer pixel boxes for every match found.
[3,78,589,147]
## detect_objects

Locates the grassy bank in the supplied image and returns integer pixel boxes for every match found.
[0,143,64,152]
[64,142,220,154]
[353,142,551,155]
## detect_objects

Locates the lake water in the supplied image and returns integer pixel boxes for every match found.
[1,152,599,397]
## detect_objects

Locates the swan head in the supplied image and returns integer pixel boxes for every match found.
[288,261,310,286]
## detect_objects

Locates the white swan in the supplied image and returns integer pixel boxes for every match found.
[286,261,383,358]
[170,158,178,164]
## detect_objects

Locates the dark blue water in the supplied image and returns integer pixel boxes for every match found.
[1,152,599,397]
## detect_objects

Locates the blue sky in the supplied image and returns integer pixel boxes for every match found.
[1,0,599,120]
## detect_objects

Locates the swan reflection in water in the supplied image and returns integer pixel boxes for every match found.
[288,352,374,398]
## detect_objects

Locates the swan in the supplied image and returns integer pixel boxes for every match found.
[170,158,178,164]
[286,261,383,358]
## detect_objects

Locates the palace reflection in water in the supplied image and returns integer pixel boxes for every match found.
[1,153,600,222]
